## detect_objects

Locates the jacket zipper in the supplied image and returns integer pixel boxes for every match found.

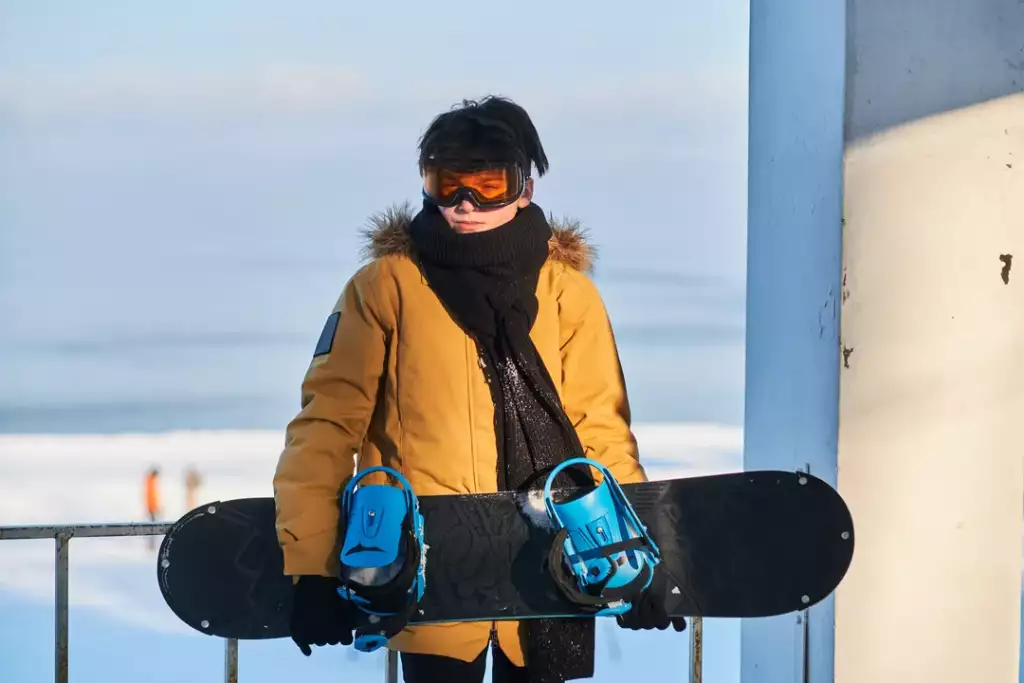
[467,334,479,491]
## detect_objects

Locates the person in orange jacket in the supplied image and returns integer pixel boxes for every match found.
[144,465,161,551]
[273,95,684,683]
[144,466,161,522]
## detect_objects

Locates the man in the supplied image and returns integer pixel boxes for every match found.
[273,95,684,683]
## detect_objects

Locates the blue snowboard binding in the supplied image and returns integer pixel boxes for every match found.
[543,458,661,616]
[336,466,426,652]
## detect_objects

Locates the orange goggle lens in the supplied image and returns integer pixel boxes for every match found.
[422,166,524,208]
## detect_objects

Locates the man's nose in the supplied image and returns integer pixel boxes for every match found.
[455,199,476,213]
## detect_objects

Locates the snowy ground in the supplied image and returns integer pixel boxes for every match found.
[0,423,743,682]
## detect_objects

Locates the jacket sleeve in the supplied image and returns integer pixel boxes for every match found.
[273,265,390,577]
[558,269,648,485]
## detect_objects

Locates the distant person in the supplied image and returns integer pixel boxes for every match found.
[144,465,161,551]
[144,466,161,522]
[272,95,684,682]
[184,465,203,511]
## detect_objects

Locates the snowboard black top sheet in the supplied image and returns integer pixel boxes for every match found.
[157,470,854,640]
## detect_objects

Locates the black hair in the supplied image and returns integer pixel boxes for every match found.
[417,95,549,177]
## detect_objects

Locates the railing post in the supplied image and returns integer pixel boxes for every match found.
[689,616,702,683]
[224,638,238,683]
[386,649,399,683]
[54,530,71,683]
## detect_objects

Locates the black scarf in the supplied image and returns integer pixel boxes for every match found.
[409,201,596,683]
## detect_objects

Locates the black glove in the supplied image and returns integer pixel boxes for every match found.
[615,566,687,632]
[289,575,358,656]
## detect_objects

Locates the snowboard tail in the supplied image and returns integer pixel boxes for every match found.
[157,470,854,640]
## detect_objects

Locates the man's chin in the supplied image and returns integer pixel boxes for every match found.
[452,223,491,234]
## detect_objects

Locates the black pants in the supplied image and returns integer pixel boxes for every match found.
[400,642,529,683]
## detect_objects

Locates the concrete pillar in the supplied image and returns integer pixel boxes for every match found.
[742,1,845,682]
[838,1,1024,681]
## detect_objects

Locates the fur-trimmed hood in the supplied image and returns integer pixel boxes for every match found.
[358,201,596,274]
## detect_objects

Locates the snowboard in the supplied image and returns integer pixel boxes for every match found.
[157,470,854,641]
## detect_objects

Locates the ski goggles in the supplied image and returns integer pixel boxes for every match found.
[421,163,527,209]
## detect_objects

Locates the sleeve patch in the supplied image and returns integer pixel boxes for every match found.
[313,311,341,357]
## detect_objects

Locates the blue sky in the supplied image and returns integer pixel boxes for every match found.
[0,2,747,75]
[0,1,750,680]
[0,0,751,432]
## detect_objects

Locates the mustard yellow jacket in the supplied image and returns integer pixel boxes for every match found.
[272,204,647,666]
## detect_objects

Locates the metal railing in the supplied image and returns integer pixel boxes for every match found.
[0,522,702,682]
